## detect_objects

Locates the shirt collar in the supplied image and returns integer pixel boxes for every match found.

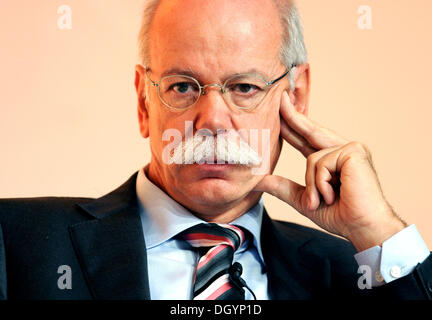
[135,165,265,264]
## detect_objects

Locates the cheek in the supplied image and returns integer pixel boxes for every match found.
[234,110,280,162]
[246,102,281,140]
[148,106,176,158]
[148,106,192,164]
[148,108,163,145]
[252,96,283,156]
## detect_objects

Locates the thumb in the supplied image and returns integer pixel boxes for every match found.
[252,175,308,214]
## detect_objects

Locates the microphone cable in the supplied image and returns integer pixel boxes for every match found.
[228,262,257,300]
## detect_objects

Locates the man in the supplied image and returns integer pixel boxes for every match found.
[0,0,431,300]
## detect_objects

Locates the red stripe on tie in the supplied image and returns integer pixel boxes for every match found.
[183,233,235,249]
[197,244,228,270]
[205,282,233,300]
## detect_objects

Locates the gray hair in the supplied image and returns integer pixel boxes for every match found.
[138,0,307,89]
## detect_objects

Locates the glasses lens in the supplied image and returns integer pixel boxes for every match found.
[159,75,200,109]
[224,75,268,109]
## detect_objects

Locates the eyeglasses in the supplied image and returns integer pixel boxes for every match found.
[145,65,294,111]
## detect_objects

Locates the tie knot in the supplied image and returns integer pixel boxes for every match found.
[179,223,245,252]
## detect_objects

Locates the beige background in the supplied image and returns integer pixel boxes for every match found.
[1,1,431,247]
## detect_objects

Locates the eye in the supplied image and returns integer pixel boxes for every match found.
[169,82,198,94]
[230,83,261,95]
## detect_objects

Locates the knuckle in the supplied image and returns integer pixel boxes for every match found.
[316,160,326,172]
[317,161,331,180]
[315,165,326,180]
[306,153,313,163]
[306,152,318,166]
[345,141,372,162]
[347,141,363,150]
[347,141,368,154]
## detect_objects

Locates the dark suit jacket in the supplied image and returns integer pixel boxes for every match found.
[0,172,431,300]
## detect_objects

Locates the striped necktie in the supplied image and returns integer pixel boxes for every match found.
[179,223,246,300]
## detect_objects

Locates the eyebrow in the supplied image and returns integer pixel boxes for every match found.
[159,67,271,81]
[161,67,196,78]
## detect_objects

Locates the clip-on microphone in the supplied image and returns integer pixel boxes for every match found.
[228,262,257,300]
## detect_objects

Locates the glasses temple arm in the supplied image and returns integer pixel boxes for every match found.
[268,63,296,85]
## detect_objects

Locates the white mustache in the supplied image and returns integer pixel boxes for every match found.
[170,132,262,166]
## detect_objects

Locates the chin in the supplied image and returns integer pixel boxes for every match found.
[180,177,248,207]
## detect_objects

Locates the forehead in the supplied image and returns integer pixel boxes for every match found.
[148,0,283,78]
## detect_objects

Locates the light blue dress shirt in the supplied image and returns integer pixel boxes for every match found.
[354,224,429,287]
[136,166,269,299]
[135,166,429,299]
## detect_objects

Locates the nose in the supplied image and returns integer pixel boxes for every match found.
[194,87,233,134]
[201,83,225,95]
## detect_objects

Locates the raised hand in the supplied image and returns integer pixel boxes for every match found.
[253,91,406,251]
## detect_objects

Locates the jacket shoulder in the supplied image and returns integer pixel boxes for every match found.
[0,196,94,227]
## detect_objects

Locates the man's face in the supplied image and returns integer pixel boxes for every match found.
[137,0,289,219]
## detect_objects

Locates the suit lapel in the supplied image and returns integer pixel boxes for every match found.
[67,172,326,300]
[69,172,151,300]
[261,208,323,300]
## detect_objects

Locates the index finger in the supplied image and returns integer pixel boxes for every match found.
[280,91,348,150]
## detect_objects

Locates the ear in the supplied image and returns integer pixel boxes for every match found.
[288,63,310,117]
[135,64,150,138]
